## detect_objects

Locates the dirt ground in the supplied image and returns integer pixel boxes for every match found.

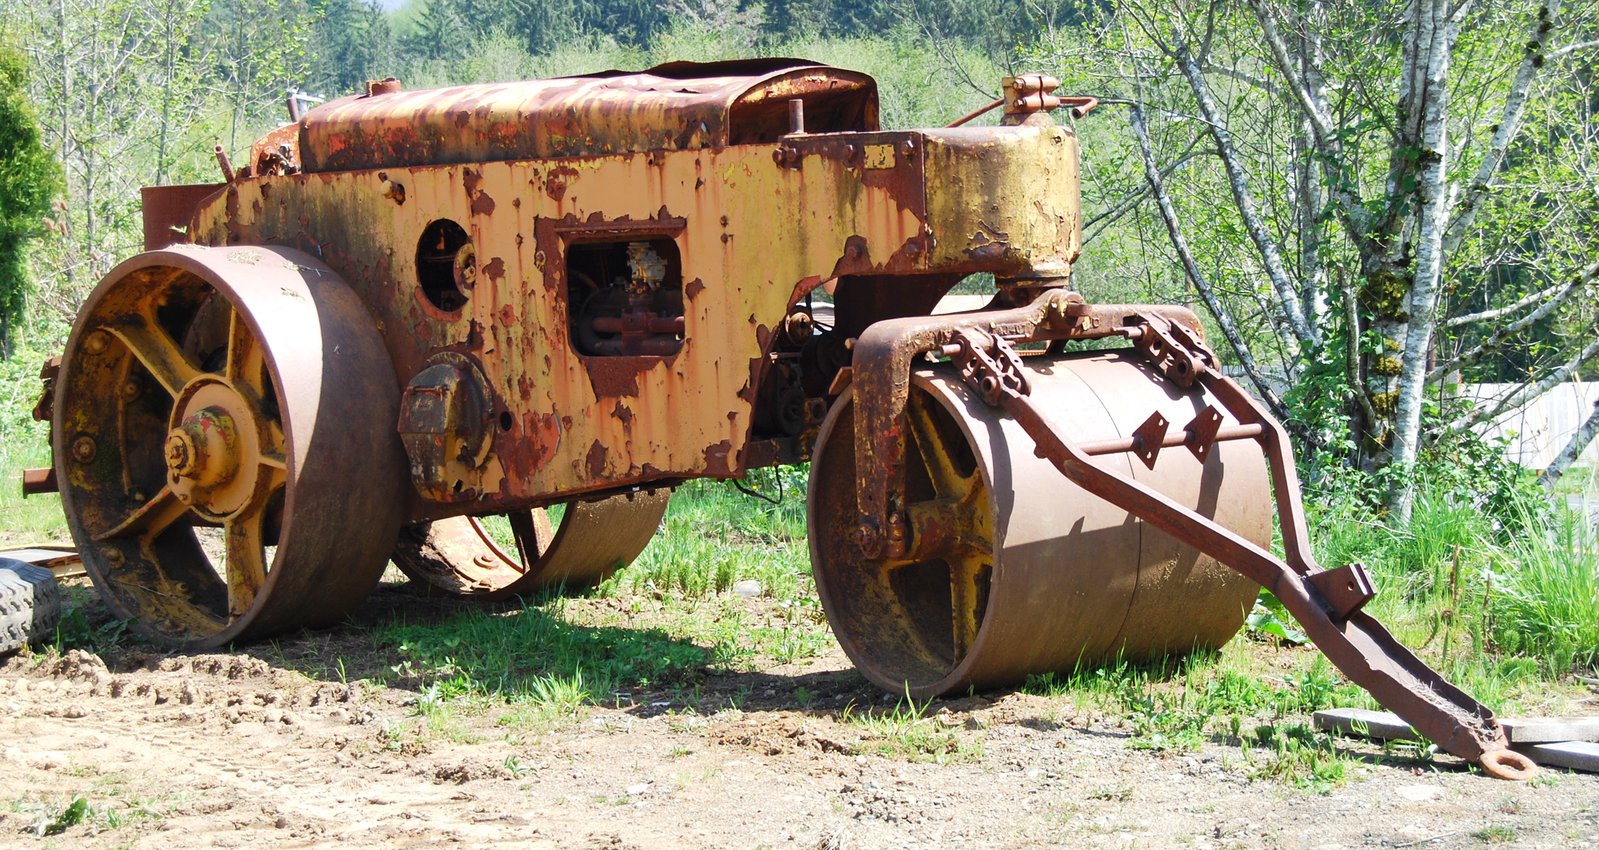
[1,581,1596,850]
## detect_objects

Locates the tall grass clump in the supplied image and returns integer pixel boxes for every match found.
[1490,499,1599,672]
[1305,454,1599,678]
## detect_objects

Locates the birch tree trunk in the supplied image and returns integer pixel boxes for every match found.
[1383,0,1462,524]
[1539,399,1599,488]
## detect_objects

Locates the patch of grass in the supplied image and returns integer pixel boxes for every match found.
[376,594,710,716]
[1472,824,1517,844]
[609,472,810,600]
[1547,465,1595,497]
[1244,722,1350,792]
[0,343,68,544]
[843,694,981,764]
[51,586,135,656]
[1490,500,1599,672]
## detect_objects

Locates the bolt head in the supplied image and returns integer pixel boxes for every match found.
[165,431,196,477]
[70,436,96,463]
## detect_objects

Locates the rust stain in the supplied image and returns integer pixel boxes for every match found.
[702,439,734,475]
[545,165,579,202]
[520,411,561,472]
[582,357,644,398]
[483,256,506,283]
[585,440,607,479]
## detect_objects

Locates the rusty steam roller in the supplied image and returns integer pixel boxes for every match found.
[26,59,1535,779]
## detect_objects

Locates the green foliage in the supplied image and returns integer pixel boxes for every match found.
[1490,500,1599,672]
[0,39,61,352]
[41,795,89,836]
[842,691,981,763]
[0,339,67,541]
[308,0,399,96]
[377,595,711,709]
[1244,723,1349,792]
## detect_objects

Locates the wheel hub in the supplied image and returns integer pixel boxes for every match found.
[167,377,263,519]
[165,409,237,485]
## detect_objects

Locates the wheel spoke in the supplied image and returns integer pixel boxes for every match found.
[897,497,991,564]
[105,316,202,397]
[505,509,554,571]
[907,397,971,498]
[949,554,987,662]
[93,485,192,542]
[224,506,268,619]
[224,307,265,392]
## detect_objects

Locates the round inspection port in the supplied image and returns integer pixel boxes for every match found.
[416,219,472,312]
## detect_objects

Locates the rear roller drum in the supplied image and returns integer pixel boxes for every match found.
[52,246,406,646]
[393,491,670,599]
[808,350,1272,698]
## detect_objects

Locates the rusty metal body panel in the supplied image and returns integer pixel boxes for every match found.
[299,60,880,169]
[183,60,1081,524]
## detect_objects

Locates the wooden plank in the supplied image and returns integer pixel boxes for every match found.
[0,546,84,579]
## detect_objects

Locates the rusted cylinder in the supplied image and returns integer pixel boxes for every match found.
[808,350,1271,698]
[393,490,670,600]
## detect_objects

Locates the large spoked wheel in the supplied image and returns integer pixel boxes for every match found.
[53,245,406,646]
[393,490,670,600]
[809,352,1272,699]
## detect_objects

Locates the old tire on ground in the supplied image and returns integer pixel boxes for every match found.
[52,245,407,647]
[808,351,1273,699]
[0,559,63,654]
[393,490,671,599]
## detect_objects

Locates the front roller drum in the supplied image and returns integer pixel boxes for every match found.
[809,350,1272,698]
[52,245,407,646]
[393,490,670,600]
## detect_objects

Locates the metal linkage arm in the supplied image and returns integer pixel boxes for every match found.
[945,319,1536,780]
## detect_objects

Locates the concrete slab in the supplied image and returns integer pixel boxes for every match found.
[1515,741,1599,773]
[1500,716,1599,744]
[1312,708,1419,741]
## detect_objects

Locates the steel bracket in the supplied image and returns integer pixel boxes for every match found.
[1307,562,1377,622]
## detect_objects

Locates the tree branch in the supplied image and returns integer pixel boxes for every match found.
[1172,38,1320,349]
[1548,38,1599,60]
[1428,262,1591,381]
[1449,335,1599,432]
[1129,102,1293,423]
[1440,0,1561,257]
[1243,0,1377,251]
[1083,143,1207,244]
[1442,260,1593,328]
[1539,397,1599,487]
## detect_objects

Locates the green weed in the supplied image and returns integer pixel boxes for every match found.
[843,694,981,764]
[1490,500,1599,672]
[1472,824,1517,843]
[1244,723,1349,792]
[41,796,89,836]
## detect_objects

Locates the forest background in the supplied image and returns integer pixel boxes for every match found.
[0,0,1596,517]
